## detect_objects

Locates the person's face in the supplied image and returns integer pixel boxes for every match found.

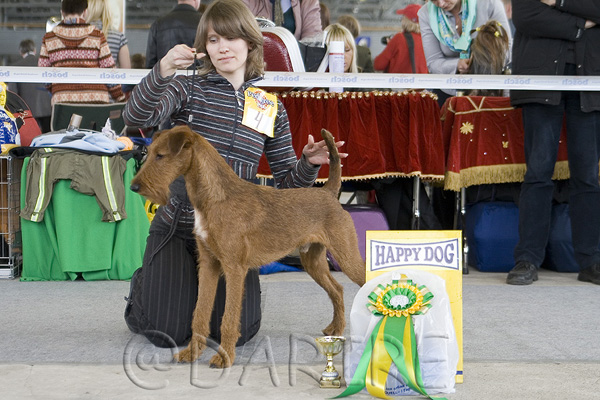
[343,41,354,73]
[205,27,249,81]
[430,0,461,12]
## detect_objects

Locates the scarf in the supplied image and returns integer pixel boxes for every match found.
[427,0,477,58]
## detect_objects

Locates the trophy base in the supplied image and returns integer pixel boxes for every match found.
[319,377,342,389]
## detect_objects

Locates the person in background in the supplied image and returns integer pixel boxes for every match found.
[324,23,358,73]
[465,19,509,96]
[123,0,344,348]
[502,0,515,35]
[86,0,131,68]
[418,0,511,106]
[8,40,52,133]
[319,2,330,30]
[418,0,510,230]
[507,0,600,286]
[121,53,146,95]
[374,4,428,74]
[130,53,146,69]
[38,0,125,105]
[145,0,202,69]
[337,14,374,73]
[369,6,441,233]
[243,0,322,41]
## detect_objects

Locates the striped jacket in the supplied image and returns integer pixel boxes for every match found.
[38,19,125,105]
[123,65,319,189]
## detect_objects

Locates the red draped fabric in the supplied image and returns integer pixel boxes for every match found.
[257,91,445,182]
[442,96,570,191]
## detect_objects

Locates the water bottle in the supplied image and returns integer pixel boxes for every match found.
[328,41,345,93]
[66,113,82,132]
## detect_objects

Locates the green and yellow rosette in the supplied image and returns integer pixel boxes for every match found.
[336,278,446,400]
[144,200,158,222]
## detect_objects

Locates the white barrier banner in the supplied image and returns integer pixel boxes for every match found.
[1,66,600,91]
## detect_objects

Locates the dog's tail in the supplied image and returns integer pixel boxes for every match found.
[321,129,342,196]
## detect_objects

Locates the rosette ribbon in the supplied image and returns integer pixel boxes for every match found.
[335,278,446,400]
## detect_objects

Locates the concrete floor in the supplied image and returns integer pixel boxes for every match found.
[1,268,599,400]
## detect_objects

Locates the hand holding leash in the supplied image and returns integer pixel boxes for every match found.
[159,44,206,78]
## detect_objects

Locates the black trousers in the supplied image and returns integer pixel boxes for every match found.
[125,199,262,348]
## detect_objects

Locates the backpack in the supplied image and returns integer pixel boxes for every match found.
[4,90,42,146]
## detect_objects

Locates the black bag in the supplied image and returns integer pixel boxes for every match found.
[298,42,328,72]
[372,178,442,230]
[124,250,262,348]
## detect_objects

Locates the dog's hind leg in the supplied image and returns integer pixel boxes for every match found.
[174,249,221,363]
[327,229,366,286]
[300,243,346,336]
[208,265,248,368]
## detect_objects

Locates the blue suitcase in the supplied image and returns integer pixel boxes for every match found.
[465,201,519,272]
[543,203,579,272]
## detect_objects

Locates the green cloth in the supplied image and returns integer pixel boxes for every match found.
[20,157,149,281]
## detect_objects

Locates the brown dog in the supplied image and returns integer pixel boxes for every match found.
[130,126,365,368]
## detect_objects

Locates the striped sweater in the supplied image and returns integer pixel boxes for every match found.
[123,65,319,189]
[38,19,125,105]
[91,21,129,67]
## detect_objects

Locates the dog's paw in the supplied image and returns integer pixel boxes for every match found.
[174,346,200,363]
[209,352,233,369]
[322,323,344,337]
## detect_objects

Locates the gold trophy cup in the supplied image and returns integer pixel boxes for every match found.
[315,336,346,388]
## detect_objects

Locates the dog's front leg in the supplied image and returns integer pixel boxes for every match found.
[174,251,221,363]
[209,265,248,368]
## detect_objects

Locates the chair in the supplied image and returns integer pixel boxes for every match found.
[262,27,331,92]
[261,27,306,73]
[50,102,127,134]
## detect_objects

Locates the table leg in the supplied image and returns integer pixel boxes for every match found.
[460,188,469,274]
[411,176,421,230]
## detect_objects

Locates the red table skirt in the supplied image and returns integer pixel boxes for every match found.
[257,90,446,182]
[442,96,571,191]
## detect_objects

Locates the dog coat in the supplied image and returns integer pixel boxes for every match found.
[21,148,127,222]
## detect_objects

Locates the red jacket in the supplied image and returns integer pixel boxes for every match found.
[374,32,428,74]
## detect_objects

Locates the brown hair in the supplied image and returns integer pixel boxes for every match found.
[467,20,509,96]
[19,39,36,55]
[336,14,360,38]
[319,3,330,31]
[131,53,146,69]
[193,0,264,80]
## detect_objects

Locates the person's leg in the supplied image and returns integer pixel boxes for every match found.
[124,201,200,347]
[139,230,199,347]
[432,89,452,108]
[508,101,564,284]
[563,91,600,282]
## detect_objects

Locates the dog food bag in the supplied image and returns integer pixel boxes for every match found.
[343,269,459,396]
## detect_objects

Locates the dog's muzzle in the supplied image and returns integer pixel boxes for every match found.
[130,183,140,192]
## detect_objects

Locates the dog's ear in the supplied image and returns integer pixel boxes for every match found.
[166,128,193,155]
[153,130,163,141]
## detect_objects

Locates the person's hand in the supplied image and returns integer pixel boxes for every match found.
[457,58,471,74]
[159,44,205,78]
[302,134,348,166]
[585,20,597,29]
[540,0,556,6]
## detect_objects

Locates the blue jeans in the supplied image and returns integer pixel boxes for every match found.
[514,89,600,269]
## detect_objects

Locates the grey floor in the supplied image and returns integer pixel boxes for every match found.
[1,268,599,400]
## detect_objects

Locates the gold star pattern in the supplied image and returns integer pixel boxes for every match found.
[460,121,474,135]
